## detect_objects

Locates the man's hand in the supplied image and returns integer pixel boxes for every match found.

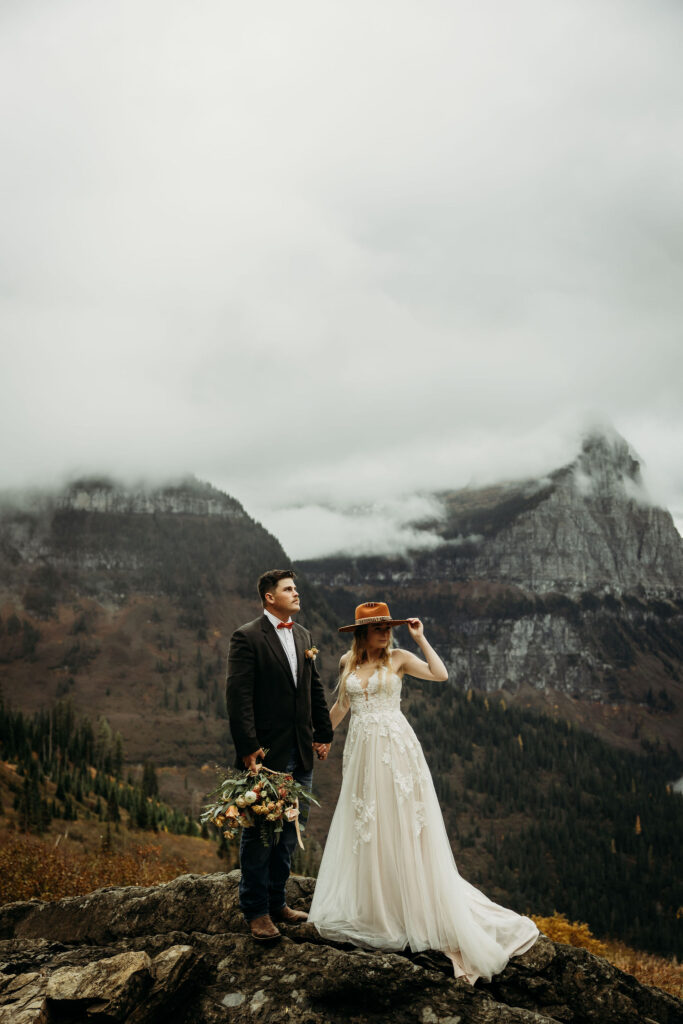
[313,742,330,761]
[242,748,265,771]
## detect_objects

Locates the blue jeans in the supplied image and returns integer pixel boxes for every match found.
[238,748,313,921]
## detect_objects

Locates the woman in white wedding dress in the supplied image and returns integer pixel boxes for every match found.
[308,602,538,984]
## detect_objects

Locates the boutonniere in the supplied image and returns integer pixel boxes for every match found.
[304,646,319,661]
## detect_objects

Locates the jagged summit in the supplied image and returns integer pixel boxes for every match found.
[572,431,645,501]
[424,430,681,596]
[578,429,640,474]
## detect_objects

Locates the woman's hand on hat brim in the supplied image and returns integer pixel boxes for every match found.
[406,618,424,641]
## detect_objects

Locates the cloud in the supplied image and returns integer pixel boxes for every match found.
[0,1,682,554]
[261,494,448,560]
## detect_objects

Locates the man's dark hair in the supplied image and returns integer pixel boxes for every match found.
[257,569,296,604]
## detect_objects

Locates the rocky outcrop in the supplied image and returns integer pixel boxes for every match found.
[0,872,680,1024]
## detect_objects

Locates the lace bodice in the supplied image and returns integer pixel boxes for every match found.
[343,666,430,853]
[346,668,403,716]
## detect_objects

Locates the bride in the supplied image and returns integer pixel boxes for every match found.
[307,601,538,984]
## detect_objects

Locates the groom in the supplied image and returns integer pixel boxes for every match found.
[226,568,333,942]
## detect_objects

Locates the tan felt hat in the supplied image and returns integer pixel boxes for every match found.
[338,601,410,633]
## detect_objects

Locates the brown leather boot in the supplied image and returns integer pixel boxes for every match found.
[248,914,281,943]
[271,905,308,925]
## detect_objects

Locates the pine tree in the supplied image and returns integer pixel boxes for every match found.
[141,761,159,799]
[113,734,124,778]
[106,787,120,823]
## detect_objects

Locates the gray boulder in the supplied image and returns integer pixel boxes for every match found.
[0,872,680,1024]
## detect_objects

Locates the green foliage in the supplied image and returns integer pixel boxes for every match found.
[0,698,198,839]
[141,761,159,799]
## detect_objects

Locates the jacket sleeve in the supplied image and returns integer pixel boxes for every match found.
[309,636,334,743]
[226,628,260,759]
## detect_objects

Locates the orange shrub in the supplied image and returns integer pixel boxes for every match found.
[0,834,189,905]
[531,912,608,957]
[532,912,682,999]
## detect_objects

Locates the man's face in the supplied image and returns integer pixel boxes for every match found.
[266,577,300,620]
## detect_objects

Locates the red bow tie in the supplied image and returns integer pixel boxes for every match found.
[277,621,294,630]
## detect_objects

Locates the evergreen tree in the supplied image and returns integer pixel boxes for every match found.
[141,761,159,799]
[106,787,120,823]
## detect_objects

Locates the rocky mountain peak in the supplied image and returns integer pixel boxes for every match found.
[571,431,644,501]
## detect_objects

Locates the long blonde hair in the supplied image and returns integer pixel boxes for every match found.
[337,625,395,707]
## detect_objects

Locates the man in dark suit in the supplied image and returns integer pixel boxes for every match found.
[226,568,334,942]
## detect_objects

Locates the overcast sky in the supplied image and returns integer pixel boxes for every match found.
[1,1,682,557]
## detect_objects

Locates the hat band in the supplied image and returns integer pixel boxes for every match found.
[355,615,393,625]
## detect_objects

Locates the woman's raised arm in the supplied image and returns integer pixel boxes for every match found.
[393,618,448,682]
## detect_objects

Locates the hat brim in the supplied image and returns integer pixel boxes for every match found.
[338,618,410,633]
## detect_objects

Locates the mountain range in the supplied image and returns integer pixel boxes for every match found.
[1,431,682,957]
[1,430,681,761]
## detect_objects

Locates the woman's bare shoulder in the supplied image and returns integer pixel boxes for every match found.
[389,649,408,671]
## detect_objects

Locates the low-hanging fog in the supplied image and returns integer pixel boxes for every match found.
[1,1,682,557]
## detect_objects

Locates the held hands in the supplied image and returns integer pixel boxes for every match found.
[242,748,266,772]
[244,744,330,767]
[406,618,425,642]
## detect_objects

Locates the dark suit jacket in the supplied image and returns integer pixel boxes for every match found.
[226,615,333,772]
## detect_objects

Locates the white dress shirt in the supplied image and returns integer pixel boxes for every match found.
[264,609,298,685]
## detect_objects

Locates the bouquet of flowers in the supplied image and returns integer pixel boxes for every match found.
[201,761,319,849]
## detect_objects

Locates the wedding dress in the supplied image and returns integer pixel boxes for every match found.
[308,668,538,983]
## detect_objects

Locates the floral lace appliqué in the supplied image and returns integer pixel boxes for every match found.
[351,767,376,853]
[343,669,432,847]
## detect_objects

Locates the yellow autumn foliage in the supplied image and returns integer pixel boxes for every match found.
[532,912,608,956]
[533,912,682,999]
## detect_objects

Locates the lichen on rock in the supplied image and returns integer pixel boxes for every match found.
[0,871,680,1024]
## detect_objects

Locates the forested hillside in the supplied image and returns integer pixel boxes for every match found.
[399,681,683,958]
[0,698,202,836]
[0,697,231,903]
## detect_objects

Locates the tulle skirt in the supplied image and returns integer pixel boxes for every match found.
[308,709,538,983]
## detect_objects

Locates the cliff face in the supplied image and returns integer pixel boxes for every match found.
[0,478,252,586]
[303,433,683,598]
[300,434,683,736]
[446,433,683,596]
[0,872,680,1024]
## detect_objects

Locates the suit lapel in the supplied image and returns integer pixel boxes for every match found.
[261,616,296,689]
[293,624,306,688]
